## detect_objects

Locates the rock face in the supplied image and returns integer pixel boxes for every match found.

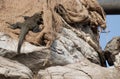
[37,59,120,79]
[0,0,119,79]
[104,37,120,67]
[0,56,33,79]
[0,27,100,73]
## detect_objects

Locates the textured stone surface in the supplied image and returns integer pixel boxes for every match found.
[0,56,33,79]
[0,26,100,73]
[37,59,120,79]
[0,0,119,79]
[0,32,47,56]
[0,0,104,68]
[51,27,100,65]
[104,37,120,66]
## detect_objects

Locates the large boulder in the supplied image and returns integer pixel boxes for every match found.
[0,25,101,73]
[0,56,33,79]
[104,37,120,66]
[37,59,120,79]
[0,0,119,79]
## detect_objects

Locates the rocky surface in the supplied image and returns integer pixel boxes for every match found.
[0,0,119,79]
[104,36,120,67]
[37,59,120,79]
[0,26,100,73]
[0,56,33,79]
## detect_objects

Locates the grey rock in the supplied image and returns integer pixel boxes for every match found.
[0,25,101,73]
[0,56,33,79]
[51,27,100,65]
[0,32,47,57]
[0,0,119,79]
[104,36,120,66]
[37,59,120,79]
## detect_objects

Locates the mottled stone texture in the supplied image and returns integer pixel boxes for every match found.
[37,59,120,79]
[0,56,33,79]
[104,37,120,67]
[0,0,119,79]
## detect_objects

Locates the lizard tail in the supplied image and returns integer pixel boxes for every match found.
[17,27,29,54]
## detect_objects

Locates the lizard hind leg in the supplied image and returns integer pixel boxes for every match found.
[6,22,21,29]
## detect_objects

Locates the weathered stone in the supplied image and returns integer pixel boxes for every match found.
[37,59,120,79]
[0,0,119,79]
[104,36,120,66]
[0,25,101,73]
[0,56,33,79]
[51,27,100,65]
[0,32,47,57]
